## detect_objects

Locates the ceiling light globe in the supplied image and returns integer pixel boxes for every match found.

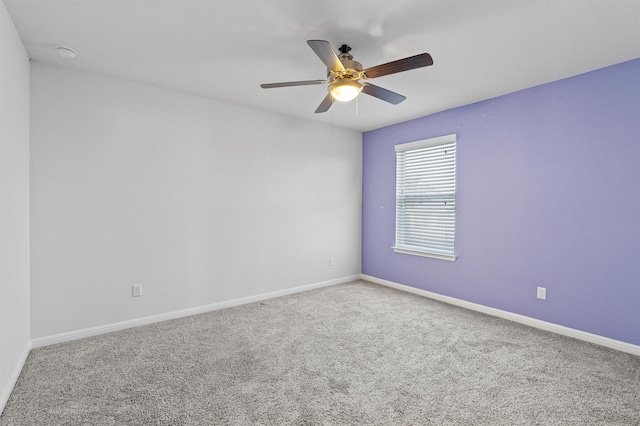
[330,80,362,102]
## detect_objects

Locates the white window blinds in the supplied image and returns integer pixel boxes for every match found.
[394,134,457,261]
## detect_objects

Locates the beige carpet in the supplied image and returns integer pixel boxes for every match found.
[2,280,639,425]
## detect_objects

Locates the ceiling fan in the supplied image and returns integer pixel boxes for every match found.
[260,40,434,113]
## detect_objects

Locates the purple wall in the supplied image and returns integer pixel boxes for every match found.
[362,58,640,345]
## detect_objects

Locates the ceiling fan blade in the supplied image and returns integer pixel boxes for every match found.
[361,83,406,105]
[307,40,345,72]
[260,80,326,89]
[315,93,334,113]
[363,53,433,79]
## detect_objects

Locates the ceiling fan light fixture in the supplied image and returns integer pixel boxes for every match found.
[330,79,362,102]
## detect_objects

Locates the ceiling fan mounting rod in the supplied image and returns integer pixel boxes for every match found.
[338,44,351,54]
[338,44,353,61]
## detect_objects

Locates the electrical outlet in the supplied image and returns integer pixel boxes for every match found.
[537,287,546,300]
[132,284,143,297]
[329,257,334,266]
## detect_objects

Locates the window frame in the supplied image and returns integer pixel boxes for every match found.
[393,134,457,262]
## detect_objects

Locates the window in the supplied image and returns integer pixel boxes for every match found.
[394,134,457,261]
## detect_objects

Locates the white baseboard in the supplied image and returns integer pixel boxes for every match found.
[0,340,31,414]
[31,275,360,349]
[362,274,640,357]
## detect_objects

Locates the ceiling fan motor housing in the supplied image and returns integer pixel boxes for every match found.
[329,59,363,82]
[339,59,362,73]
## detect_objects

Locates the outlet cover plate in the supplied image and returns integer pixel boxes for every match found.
[132,284,143,297]
[537,287,546,300]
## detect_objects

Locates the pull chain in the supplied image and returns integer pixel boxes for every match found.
[331,109,334,135]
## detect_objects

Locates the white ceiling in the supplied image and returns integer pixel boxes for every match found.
[4,0,640,132]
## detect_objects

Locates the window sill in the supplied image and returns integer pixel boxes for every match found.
[392,247,457,262]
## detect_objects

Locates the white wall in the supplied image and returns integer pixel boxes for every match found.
[30,63,362,339]
[0,0,30,412]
